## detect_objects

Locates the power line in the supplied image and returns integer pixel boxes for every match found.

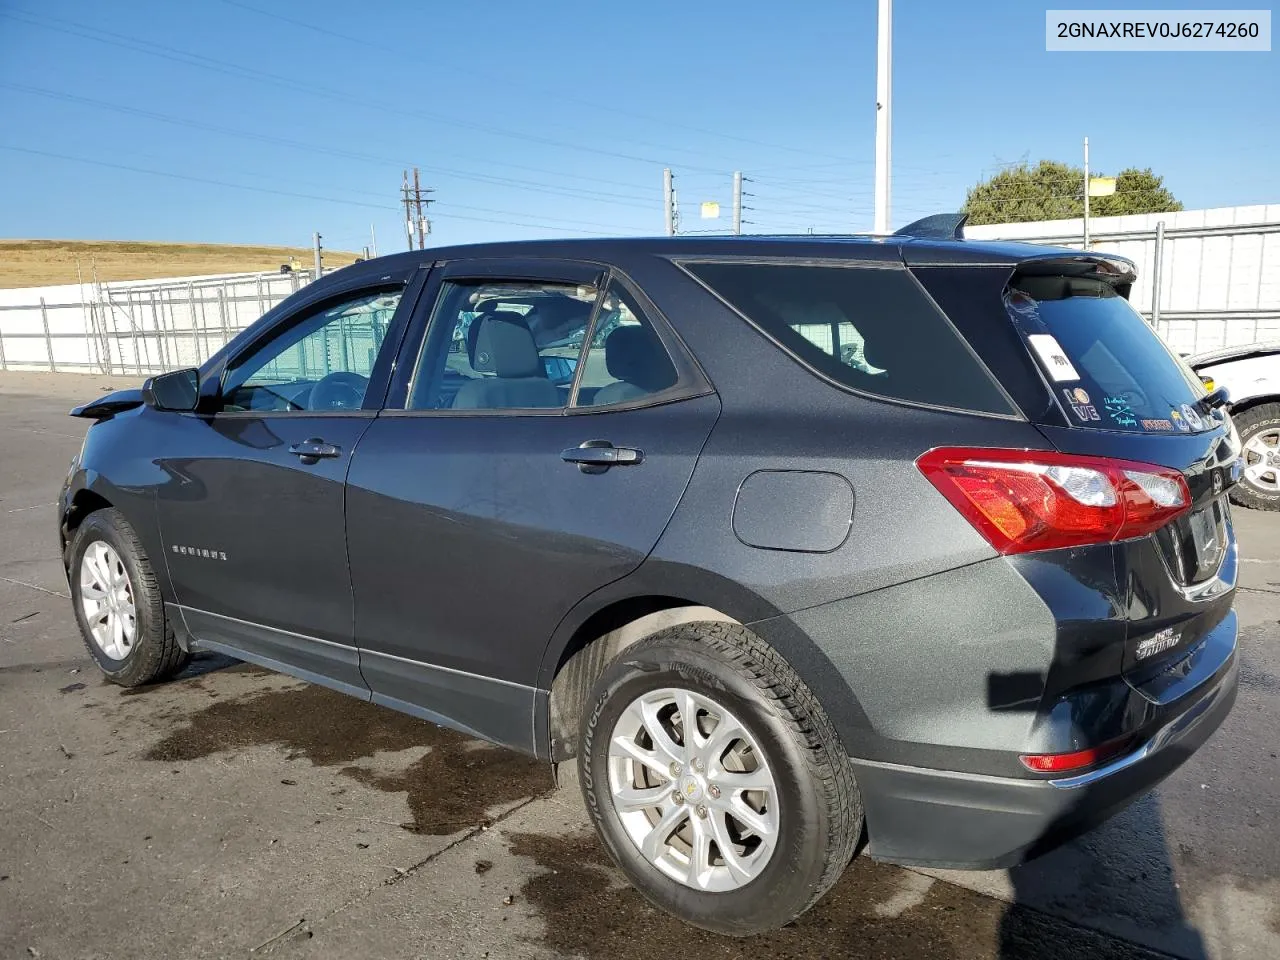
[0,7,743,175]
[0,144,644,235]
[214,0,870,167]
[0,83,662,209]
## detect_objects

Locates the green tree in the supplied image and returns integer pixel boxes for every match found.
[961,160,1182,225]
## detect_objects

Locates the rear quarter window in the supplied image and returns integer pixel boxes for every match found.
[682,261,1015,415]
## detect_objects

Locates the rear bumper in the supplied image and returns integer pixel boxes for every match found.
[852,610,1239,869]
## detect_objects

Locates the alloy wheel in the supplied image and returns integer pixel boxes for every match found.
[79,541,137,660]
[607,687,779,892]
[1242,427,1280,494]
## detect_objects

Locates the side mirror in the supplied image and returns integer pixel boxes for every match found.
[142,368,200,412]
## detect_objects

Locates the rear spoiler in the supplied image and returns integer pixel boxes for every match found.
[70,388,144,420]
[894,213,967,240]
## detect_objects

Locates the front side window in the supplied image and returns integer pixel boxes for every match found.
[684,261,1014,415]
[408,280,599,411]
[222,289,402,412]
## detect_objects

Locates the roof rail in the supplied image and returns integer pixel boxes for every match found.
[893,213,968,241]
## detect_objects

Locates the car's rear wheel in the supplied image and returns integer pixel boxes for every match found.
[578,622,862,935]
[1231,402,1280,511]
[69,508,189,686]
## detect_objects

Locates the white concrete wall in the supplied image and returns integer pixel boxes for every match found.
[964,204,1280,355]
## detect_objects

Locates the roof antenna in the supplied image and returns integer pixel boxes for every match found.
[893,213,967,240]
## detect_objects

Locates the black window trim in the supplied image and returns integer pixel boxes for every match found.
[564,267,713,416]
[195,270,420,420]
[383,258,713,419]
[672,255,1025,422]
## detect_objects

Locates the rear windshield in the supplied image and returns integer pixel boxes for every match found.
[1008,275,1211,433]
[684,261,1015,415]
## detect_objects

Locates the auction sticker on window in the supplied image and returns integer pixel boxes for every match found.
[1027,334,1080,381]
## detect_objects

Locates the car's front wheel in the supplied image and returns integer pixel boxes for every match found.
[1231,402,1280,511]
[69,508,190,686]
[579,622,862,935]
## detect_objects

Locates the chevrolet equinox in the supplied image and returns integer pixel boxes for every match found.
[60,216,1240,934]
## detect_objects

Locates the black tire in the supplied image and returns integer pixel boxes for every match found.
[68,508,190,686]
[578,622,862,935]
[1230,402,1280,512]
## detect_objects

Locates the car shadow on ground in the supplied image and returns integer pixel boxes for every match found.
[983,661,1209,960]
[999,791,1207,959]
[115,649,240,694]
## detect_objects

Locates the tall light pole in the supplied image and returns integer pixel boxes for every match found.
[873,0,893,234]
[1082,136,1091,249]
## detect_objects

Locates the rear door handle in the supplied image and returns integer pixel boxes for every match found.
[289,438,341,464]
[561,440,643,473]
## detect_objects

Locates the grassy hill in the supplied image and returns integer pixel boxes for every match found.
[0,240,363,289]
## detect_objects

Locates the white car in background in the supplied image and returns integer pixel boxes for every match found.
[1188,342,1280,511]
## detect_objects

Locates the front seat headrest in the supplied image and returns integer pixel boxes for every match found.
[470,312,543,379]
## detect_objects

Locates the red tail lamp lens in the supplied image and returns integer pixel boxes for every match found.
[916,447,1190,555]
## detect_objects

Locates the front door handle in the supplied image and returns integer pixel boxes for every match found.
[561,440,644,474]
[289,438,341,464]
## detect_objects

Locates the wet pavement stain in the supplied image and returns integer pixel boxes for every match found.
[142,681,552,834]
[507,831,1173,960]
[341,741,552,836]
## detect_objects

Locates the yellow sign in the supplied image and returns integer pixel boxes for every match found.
[1088,177,1117,197]
[700,201,720,219]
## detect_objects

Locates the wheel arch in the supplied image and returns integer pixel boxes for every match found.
[545,599,739,761]
[61,469,173,601]
[538,562,874,763]
[60,468,117,570]
[65,487,114,534]
[1229,393,1280,419]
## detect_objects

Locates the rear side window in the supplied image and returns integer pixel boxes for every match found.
[1008,275,1211,433]
[683,262,1014,415]
[575,280,679,408]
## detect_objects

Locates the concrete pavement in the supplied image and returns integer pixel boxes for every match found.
[2,370,1277,959]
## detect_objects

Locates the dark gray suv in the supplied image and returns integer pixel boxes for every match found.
[60,219,1240,934]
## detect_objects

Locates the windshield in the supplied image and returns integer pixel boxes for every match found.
[1007,275,1213,433]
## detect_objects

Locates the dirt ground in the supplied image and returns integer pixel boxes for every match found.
[2,370,1278,960]
[0,240,361,288]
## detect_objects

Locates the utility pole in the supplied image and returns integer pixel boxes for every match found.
[369,223,378,258]
[1082,136,1091,249]
[413,168,428,249]
[663,168,675,236]
[873,0,893,234]
[313,232,323,278]
[732,171,743,235]
[402,170,414,251]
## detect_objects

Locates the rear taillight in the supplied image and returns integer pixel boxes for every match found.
[916,447,1190,555]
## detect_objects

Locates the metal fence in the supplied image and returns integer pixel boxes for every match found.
[964,207,1280,356]
[0,270,315,375]
[5,212,1280,373]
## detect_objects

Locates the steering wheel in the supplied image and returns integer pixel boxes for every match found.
[308,371,369,410]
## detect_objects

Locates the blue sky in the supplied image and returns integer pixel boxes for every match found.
[0,0,1276,251]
